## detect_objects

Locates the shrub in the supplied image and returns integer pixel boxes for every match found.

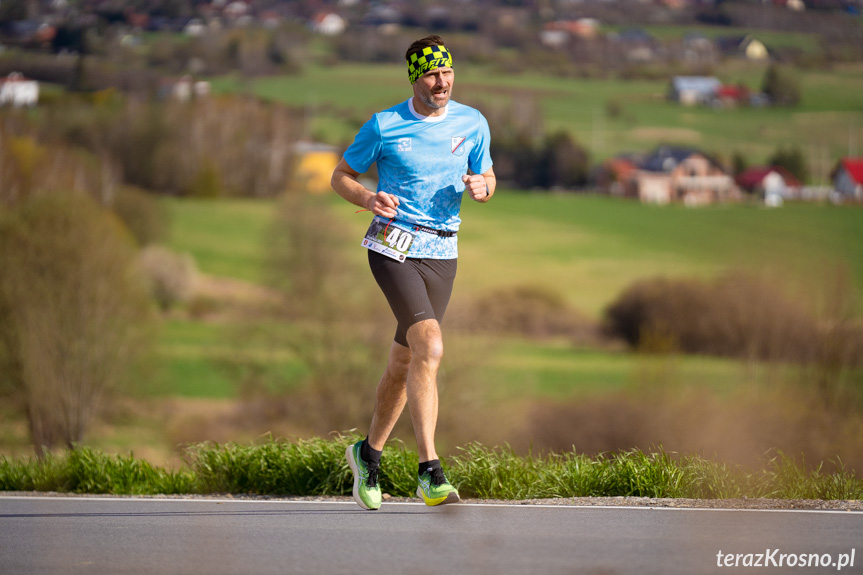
[602,271,820,362]
[450,284,597,341]
[139,245,199,311]
[768,145,809,184]
[761,64,801,107]
[219,193,391,436]
[112,186,168,246]
[185,160,223,198]
[0,192,155,456]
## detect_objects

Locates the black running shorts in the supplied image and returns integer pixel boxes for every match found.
[368,250,457,348]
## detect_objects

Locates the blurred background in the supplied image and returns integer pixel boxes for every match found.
[0,0,861,473]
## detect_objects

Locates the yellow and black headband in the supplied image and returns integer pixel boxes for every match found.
[407,45,453,84]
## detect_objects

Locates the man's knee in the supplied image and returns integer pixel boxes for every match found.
[406,320,444,363]
[386,341,412,378]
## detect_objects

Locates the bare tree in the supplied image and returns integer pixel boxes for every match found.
[0,192,155,457]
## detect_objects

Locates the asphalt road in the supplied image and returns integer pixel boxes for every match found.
[1,496,861,575]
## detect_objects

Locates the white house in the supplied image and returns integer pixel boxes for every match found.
[0,72,38,107]
[668,77,721,106]
[311,13,347,36]
[159,76,210,101]
[184,18,207,37]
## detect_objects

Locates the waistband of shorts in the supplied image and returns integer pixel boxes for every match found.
[376,216,457,238]
[410,223,456,238]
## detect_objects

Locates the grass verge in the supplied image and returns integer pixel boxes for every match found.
[1,434,861,501]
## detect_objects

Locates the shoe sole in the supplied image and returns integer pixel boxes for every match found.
[416,486,461,506]
[345,444,379,511]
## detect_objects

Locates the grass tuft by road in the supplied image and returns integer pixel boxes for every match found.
[2,435,861,501]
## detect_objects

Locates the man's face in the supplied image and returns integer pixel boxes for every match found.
[412,66,454,111]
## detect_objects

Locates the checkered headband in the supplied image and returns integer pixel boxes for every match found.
[407,45,453,84]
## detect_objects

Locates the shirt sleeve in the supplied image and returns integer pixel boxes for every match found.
[343,114,383,174]
[468,110,493,175]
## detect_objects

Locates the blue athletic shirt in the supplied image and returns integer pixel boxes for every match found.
[343,98,493,259]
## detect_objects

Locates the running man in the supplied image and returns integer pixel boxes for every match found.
[331,35,495,510]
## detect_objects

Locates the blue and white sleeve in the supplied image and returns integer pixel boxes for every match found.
[469,111,493,175]
[343,115,383,175]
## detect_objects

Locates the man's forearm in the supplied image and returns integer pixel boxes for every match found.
[483,173,497,199]
[332,168,375,211]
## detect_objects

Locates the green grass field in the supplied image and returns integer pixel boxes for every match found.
[481,337,753,399]
[162,198,274,284]
[332,193,863,316]
[158,194,863,402]
[166,194,863,319]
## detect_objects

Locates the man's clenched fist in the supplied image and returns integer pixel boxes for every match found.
[462,174,490,203]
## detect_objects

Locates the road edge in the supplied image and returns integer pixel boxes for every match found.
[2,491,861,511]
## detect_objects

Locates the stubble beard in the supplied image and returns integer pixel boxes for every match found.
[421,88,451,110]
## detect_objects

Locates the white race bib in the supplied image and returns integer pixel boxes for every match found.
[361,219,414,262]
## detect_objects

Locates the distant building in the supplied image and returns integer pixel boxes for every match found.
[294,141,339,194]
[831,157,863,200]
[0,72,38,107]
[613,28,659,63]
[595,153,643,196]
[681,32,718,65]
[311,12,347,35]
[540,19,600,48]
[544,19,599,38]
[158,76,209,101]
[774,0,806,10]
[735,166,801,204]
[598,146,739,205]
[223,1,250,20]
[668,76,721,106]
[184,18,207,37]
[633,146,739,205]
[714,84,751,108]
[2,20,56,47]
[539,29,569,49]
[716,35,769,61]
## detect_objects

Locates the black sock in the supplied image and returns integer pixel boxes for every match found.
[361,437,382,466]
[418,459,440,477]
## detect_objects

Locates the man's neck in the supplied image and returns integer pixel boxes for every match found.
[409,98,448,120]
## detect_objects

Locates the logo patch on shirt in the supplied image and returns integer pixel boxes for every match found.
[451,136,466,156]
[397,138,412,152]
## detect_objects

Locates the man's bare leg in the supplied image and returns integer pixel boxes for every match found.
[367,341,411,451]
[366,319,443,462]
[403,319,443,463]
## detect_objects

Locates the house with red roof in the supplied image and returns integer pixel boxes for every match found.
[715,84,751,108]
[736,165,801,201]
[310,12,346,35]
[831,158,863,200]
[595,154,642,196]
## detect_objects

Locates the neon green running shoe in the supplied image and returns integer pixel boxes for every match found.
[345,441,382,511]
[416,465,460,506]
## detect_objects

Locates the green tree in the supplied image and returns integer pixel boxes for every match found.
[731,151,748,176]
[768,145,809,183]
[535,131,590,189]
[761,65,802,107]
